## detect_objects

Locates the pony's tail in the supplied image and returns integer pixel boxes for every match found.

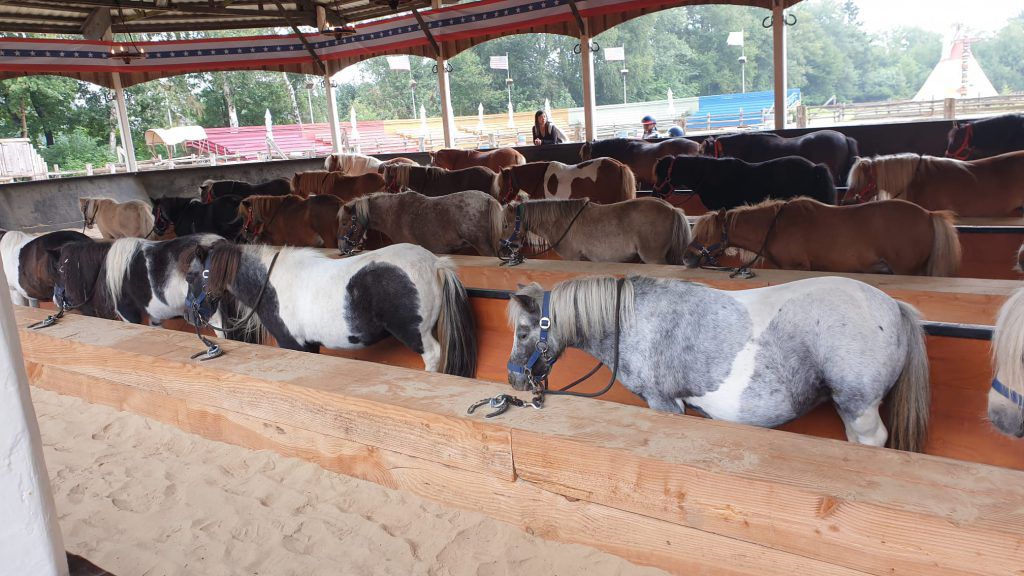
[324,154,335,172]
[886,301,930,452]
[843,137,861,183]
[435,260,477,377]
[925,211,962,277]
[291,173,303,196]
[514,151,527,166]
[666,206,693,265]
[621,163,638,199]
[814,164,838,205]
[213,292,266,344]
[104,237,145,309]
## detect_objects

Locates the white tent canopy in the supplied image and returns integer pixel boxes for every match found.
[144,126,208,147]
[914,31,997,101]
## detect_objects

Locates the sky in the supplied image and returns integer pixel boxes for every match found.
[849,0,1023,35]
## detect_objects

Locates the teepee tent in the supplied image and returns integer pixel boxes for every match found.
[914,27,997,101]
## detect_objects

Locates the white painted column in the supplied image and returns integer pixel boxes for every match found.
[0,254,68,576]
[324,65,342,153]
[436,48,455,149]
[580,35,596,142]
[772,0,788,130]
[111,72,138,172]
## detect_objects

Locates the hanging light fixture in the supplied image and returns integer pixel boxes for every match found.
[108,0,148,64]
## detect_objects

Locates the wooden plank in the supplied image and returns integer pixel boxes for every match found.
[15,307,1024,576]
[28,364,869,576]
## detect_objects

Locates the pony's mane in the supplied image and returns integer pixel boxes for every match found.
[201,179,216,189]
[521,198,589,230]
[0,230,33,262]
[173,234,222,275]
[349,191,392,223]
[848,153,972,198]
[691,211,722,245]
[105,237,146,305]
[993,286,1024,396]
[508,277,636,344]
[204,240,243,297]
[244,194,300,222]
[730,197,788,214]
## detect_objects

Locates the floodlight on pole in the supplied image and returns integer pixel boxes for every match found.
[727,31,746,93]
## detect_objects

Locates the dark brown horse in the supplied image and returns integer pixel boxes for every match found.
[200,178,291,203]
[946,114,1024,160]
[239,194,343,248]
[579,138,699,185]
[431,147,525,173]
[291,170,385,201]
[382,164,499,198]
[14,230,92,302]
[699,130,859,184]
[498,158,636,204]
[687,198,961,276]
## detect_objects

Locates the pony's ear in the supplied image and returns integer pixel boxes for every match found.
[511,293,539,314]
[193,244,209,265]
[952,120,960,130]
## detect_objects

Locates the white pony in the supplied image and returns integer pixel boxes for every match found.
[991,287,1024,437]
[1,229,35,305]
[324,153,382,176]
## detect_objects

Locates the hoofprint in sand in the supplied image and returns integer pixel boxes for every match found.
[33,388,667,576]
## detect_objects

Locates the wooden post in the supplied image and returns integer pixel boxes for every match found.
[0,257,69,576]
[324,64,342,154]
[580,34,596,142]
[436,48,455,148]
[111,73,138,172]
[944,97,957,120]
[796,104,808,128]
[772,0,788,130]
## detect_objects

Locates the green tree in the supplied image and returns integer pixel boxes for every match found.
[974,13,1024,94]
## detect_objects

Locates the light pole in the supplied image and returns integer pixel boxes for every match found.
[410,76,418,119]
[620,67,629,104]
[304,81,315,123]
[727,31,746,94]
[739,53,747,93]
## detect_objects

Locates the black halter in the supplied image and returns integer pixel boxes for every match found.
[339,212,369,256]
[29,257,95,330]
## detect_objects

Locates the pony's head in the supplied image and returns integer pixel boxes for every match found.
[200,180,219,203]
[1016,242,1024,273]
[843,157,879,204]
[698,137,717,156]
[47,239,104,310]
[684,210,727,268]
[579,142,592,161]
[945,120,974,160]
[991,287,1024,437]
[183,240,239,327]
[79,197,105,229]
[653,155,682,197]
[337,196,371,255]
[507,282,563,391]
[151,199,175,237]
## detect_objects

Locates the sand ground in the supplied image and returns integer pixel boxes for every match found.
[33,387,668,576]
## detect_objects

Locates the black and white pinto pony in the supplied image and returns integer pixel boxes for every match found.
[990,287,1024,437]
[2,229,36,305]
[184,241,477,376]
[507,275,930,451]
[200,178,291,203]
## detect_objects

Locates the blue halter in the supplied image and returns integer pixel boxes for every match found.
[507,291,554,381]
[184,255,217,326]
[498,203,526,266]
[992,378,1024,409]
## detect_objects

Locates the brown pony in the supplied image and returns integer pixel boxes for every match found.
[239,194,343,248]
[579,137,699,184]
[498,158,637,204]
[324,153,417,175]
[291,170,385,201]
[80,197,156,238]
[845,151,1024,217]
[687,197,961,276]
[431,147,525,172]
[382,164,499,198]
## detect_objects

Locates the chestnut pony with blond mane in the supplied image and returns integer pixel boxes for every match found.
[844,151,1024,217]
[498,158,636,204]
[238,194,342,248]
[324,153,417,175]
[687,197,961,276]
[291,170,384,201]
[431,147,525,173]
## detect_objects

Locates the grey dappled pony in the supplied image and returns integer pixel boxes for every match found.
[507,275,930,451]
[990,287,1024,437]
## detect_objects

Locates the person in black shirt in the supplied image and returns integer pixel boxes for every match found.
[533,110,567,145]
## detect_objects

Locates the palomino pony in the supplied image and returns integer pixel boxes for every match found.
[1,230,35,305]
[579,137,699,184]
[80,198,156,238]
[700,130,860,184]
[153,196,244,239]
[291,170,385,201]
[946,114,1024,160]
[502,197,692,264]
[507,275,929,451]
[431,147,525,173]
[239,194,343,248]
[498,158,636,204]
[991,286,1024,437]
[184,241,477,376]
[200,178,291,203]
[845,151,1024,217]
[382,164,499,198]
[324,153,417,175]
[653,155,836,209]
[9,230,91,303]
[338,191,503,257]
[687,198,961,276]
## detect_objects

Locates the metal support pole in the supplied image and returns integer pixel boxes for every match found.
[772,0,788,130]
[0,254,69,576]
[324,65,342,153]
[436,48,455,148]
[111,73,138,172]
[580,35,596,142]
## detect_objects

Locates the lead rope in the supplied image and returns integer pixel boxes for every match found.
[499,200,590,267]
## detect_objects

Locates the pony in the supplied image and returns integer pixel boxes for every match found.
[431,147,525,173]
[47,239,119,320]
[502,197,692,264]
[183,241,477,377]
[653,155,836,209]
[152,196,244,239]
[507,275,930,451]
[80,197,156,239]
[239,194,343,248]
[687,198,961,276]
[579,137,699,184]
[845,151,1024,217]
[382,164,499,198]
[990,286,1024,437]
[498,158,636,204]
[700,130,859,184]
[324,153,417,175]
[946,114,1024,160]
[200,178,291,203]
[338,191,503,257]
[1,229,35,305]
[291,170,385,201]
[13,230,91,303]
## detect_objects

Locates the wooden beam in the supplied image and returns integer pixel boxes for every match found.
[14,307,1024,576]
[81,7,111,40]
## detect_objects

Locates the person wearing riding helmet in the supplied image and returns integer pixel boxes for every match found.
[641,115,660,139]
[667,125,685,138]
